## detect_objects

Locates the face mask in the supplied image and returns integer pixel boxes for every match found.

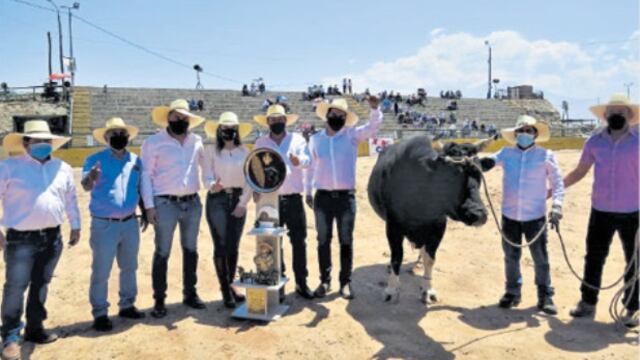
[607,114,626,130]
[220,128,237,141]
[168,119,189,135]
[516,133,535,148]
[109,134,129,150]
[327,114,346,132]
[269,122,286,135]
[29,143,53,160]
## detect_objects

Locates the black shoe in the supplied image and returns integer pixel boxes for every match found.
[118,307,146,319]
[295,284,315,299]
[183,294,206,309]
[313,283,330,298]
[231,286,245,303]
[569,301,595,318]
[498,293,521,309]
[537,298,558,315]
[92,316,113,332]
[24,329,59,344]
[151,299,167,318]
[339,283,354,300]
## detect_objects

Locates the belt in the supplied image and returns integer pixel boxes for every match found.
[316,189,356,198]
[158,193,198,202]
[93,214,136,222]
[7,226,60,238]
[280,193,301,199]
[209,188,242,195]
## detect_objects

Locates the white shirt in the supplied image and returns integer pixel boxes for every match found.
[307,109,382,192]
[0,155,80,231]
[255,132,311,195]
[490,145,564,222]
[203,144,252,207]
[140,130,211,209]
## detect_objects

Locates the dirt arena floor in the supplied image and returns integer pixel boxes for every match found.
[1,150,638,359]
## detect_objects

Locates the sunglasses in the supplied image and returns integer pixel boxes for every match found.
[515,127,536,134]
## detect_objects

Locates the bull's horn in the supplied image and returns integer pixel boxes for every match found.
[473,137,494,152]
[432,140,444,151]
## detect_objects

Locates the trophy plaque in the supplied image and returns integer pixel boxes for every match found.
[232,148,289,321]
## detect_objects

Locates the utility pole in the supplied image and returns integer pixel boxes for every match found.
[61,3,80,88]
[624,82,634,99]
[484,40,492,99]
[47,0,64,75]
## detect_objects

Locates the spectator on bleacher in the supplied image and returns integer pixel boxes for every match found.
[393,101,399,116]
[189,99,198,111]
[382,98,392,112]
[241,84,250,96]
[342,78,347,95]
[480,123,486,133]
[258,82,266,94]
[447,100,458,111]
[261,98,273,111]
[449,112,457,124]
[197,100,204,112]
[348,78,352,94]
[456,90,462,99]
[472,119,479,131]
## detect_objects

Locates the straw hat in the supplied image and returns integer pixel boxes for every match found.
[204,112,253,139]
[92,117,139,146]
[315,98,359,127]
[589,93,639,125]
[254,105,299,127]
[151,99,204,129]
[3,120,70,153]
[501,115,550,145]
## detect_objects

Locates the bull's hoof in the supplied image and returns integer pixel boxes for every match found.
[420,289,439,304]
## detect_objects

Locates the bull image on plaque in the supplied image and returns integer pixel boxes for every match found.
[232,148,289,321]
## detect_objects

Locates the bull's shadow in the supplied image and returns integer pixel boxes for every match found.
[346,264,454,360]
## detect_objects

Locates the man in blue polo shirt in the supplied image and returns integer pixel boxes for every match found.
[81,118,148,332]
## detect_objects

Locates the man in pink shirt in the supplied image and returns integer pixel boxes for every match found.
[561,94,639,327]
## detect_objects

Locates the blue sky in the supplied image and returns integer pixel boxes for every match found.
[1,0,638,118]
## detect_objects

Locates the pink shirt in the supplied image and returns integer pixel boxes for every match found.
[579,126,639,213]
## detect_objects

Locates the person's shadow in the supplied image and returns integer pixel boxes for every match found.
[345,264,454,360]
[544,316,638,353]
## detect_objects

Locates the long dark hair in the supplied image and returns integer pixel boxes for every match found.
[216,126,241,152]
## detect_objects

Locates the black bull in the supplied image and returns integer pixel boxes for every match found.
[367,135,492,303]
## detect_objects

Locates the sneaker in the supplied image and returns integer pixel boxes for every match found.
[537,297,558,315]
[1,342,20,360]
[23,329,58,344]
[498,293,521,309]
[569,301,595,318]
[295,284,315,299]
[118,307,146,319]
[622,309,639,328]
[92,316,113,332]
[313,283,330,298]
[183,294,206,309]
[339,283,355,300]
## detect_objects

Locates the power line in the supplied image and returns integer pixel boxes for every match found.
[7,0,54,12]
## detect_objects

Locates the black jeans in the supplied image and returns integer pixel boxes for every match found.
[279,194,308,285]
[580,208,639,311]
[205,191,246,259]
[1,227,62,344]
[313,190,356,286]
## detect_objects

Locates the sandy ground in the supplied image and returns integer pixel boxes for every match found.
[0,150,638,360]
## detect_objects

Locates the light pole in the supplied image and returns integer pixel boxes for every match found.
[61,2,80,88]
[624,82,634,99]
[194,64,204,89]
[484,40,492,99]
[47,0,64,75]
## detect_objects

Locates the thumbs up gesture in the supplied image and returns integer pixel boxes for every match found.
[88,161,101,182]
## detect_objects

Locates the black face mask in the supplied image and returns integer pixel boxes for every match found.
[607,114,627,130]
[327,114,346,132]
[109,134,128,150]
[168,119,189,135]
[220,128,237,141]
[269,122,286,135]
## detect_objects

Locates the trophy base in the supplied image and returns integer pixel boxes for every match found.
[231,277,289,321]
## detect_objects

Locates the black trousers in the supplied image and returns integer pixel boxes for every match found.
[279,194,309,286]
[580,208,639,311]
[313,190,356,286]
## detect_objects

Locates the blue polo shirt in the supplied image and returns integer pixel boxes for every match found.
[83,148,142,218]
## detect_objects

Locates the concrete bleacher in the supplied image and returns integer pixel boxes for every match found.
[70,86,560,146]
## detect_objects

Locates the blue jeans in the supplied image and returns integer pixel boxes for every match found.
[152,195,202,301]
[1,227,62,345]
[89,217,140,318]
[314,190,356,286]
[205,192,246,259]
[501,215,554,299]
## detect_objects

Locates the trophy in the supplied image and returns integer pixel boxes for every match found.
[232,148,289,321]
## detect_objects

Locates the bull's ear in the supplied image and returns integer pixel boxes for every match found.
[473,137,493,152]
[432,140,444,152]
